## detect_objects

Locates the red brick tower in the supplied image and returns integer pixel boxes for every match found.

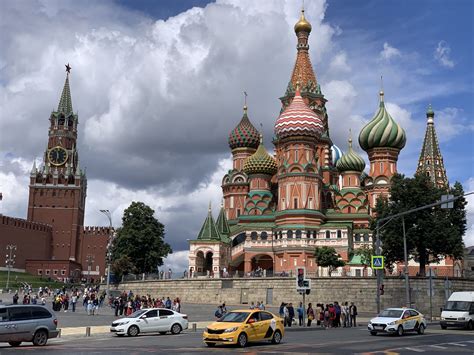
[27,64,87,262]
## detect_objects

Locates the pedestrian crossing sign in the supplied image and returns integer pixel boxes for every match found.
[371,255,384,269]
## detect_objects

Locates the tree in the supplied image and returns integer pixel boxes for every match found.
[314,246,345,276]
[111,255,135,280]
[355,244,375,276]
[112,201,172,274]
[374,173,466,276]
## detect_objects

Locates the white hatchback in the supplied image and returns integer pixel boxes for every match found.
[110,308,188,337]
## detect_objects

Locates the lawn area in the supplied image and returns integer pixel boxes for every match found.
[0,270,68,291]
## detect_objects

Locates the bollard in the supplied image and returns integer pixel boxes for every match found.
[58,329,61,338]
[192,323,197,332]
[85,326,91,337]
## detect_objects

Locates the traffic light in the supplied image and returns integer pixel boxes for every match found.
[379,284,385,295]
[305,289,310,295]
[296,267,305,287]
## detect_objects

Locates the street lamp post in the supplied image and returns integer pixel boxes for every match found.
[5,245,17,292]
[86,254,95,284]
[100,209,113,300]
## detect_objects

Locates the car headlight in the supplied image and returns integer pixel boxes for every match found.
[387,321,396,325]
[458,317,465,321]
[440,317,445,320]
[117,321,129,326]
[368,321,372,325]
[224,327,238,333]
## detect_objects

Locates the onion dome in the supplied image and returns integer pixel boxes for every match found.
[274,89,324,139]
[331,144,343,165]
[337,135,366,172]
[228,105,260,150]
[358,91,406,151]
[294,9,312,34]
[243,135,277,176]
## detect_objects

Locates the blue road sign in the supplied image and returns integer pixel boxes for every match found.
[371,255,384,269]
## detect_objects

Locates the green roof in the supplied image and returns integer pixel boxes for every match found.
[348,254,363,265]
[196,206,221,241]
[57,73,73,114]
[216,205,231,243]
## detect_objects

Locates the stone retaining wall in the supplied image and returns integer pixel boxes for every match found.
[116,277,474,316]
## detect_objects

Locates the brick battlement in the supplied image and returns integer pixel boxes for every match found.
[0,215,52,232]
[81,226,113,236]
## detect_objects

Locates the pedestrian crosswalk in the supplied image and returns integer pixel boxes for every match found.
[378,340,474,353]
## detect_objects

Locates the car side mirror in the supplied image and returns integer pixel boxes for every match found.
[141,315,147,319]
[248,318,255,324]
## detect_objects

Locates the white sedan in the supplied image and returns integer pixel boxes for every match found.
[368,308,427,336]
[110,308,188,337]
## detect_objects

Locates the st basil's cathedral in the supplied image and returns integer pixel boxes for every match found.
[188,10,456,277]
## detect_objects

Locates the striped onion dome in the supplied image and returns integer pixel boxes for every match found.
[331,144,343,165]
[228,106,260,150]
[359,91,406,151]
[274,89,324,139]
[336,136,366,172]
[243,135,277,176]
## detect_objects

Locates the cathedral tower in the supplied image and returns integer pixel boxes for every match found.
[416,105,448,189]
[359,90,406,209]
[27,65,87,262]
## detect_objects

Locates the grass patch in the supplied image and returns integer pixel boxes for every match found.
[0,271,69,291]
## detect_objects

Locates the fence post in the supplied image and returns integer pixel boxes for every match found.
[86,326,91,337]
[58,329,61,338]
[192,323,197,332]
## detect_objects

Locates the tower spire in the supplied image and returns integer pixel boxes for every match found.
[58,63,73,114]
[416,105,448,189]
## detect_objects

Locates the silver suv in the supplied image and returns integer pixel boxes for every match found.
[0,305,59,347]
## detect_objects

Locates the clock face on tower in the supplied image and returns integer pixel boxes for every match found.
[48,146,68,166]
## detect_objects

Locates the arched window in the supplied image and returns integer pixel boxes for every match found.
[279,231,283,239]
[325,231,330,239]
[337,230,342,239]
[260,231,268,240]
[232,233,247,247]
[313,231,317,239]
[363,233,369,242]
[354,233,361,242]
[251,232,258,240]
[287,230,293,239]
[296,230,302,239]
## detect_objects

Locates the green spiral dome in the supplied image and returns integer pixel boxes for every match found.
[336,137,366,172]
[358,91,406,151]
[243,135,277,176]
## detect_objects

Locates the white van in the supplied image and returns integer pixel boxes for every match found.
[440,291,474,330]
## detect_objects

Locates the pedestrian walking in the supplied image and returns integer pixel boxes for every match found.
[307,303,315,327]
[297,302,304,326]
[342,301,349,327]
[287,303,295,327]
[334,301,341,327]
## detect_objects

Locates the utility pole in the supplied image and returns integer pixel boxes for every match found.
[5,244,17,292]
[402,217,411,307]
[100,209,113,300]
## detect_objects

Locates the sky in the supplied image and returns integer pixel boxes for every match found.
[1,0,473,273]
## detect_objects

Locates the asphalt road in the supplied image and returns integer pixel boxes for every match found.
[0,324,472,354]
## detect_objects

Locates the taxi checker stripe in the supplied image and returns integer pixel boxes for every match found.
[264,325,274,338]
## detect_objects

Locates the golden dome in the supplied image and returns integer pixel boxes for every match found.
[294,9,312,34]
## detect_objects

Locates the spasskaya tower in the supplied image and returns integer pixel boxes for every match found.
[27,64,87,263]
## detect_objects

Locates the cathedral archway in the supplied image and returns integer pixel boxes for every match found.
[195,251,205,273]
[251,254,273,275]
[204,252,213,274]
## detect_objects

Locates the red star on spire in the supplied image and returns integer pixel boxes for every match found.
[65,63,71,74]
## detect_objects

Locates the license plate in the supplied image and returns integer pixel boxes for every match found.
[374,326,384,330]
[207,335,218,339]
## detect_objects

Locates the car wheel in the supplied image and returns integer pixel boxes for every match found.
[8,341,21,347]
[396,325,403,336]
[33,330,48,346]
[237,332,248,347]
[370,331,377,336]
[127,325,140,337]
[440,325,447,330]
[417,324,425,335]
[206,342,216,347]
[171,323,182,335]
[159,331,167,335]
[467,321,473,331]
[271,330,282,344]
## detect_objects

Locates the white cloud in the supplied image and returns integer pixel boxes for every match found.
[161,250,189,276]
[434,40,455,68]
[464,177,474,247]
[379,42,401,61]
[328,51,351,74]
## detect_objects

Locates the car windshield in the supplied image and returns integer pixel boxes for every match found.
[445,301,470,311]
[378,309,403,318]
[128,310,148,318]
[217,312,250,323]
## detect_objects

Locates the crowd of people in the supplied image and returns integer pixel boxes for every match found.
[280,301,358,328]
[112,292,181,317]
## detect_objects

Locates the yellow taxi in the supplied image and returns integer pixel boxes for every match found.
[203,309,284,347]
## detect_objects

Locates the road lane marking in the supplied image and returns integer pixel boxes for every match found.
[404,347,425,352]
[447,342,467,346]
[429,345,448,349]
